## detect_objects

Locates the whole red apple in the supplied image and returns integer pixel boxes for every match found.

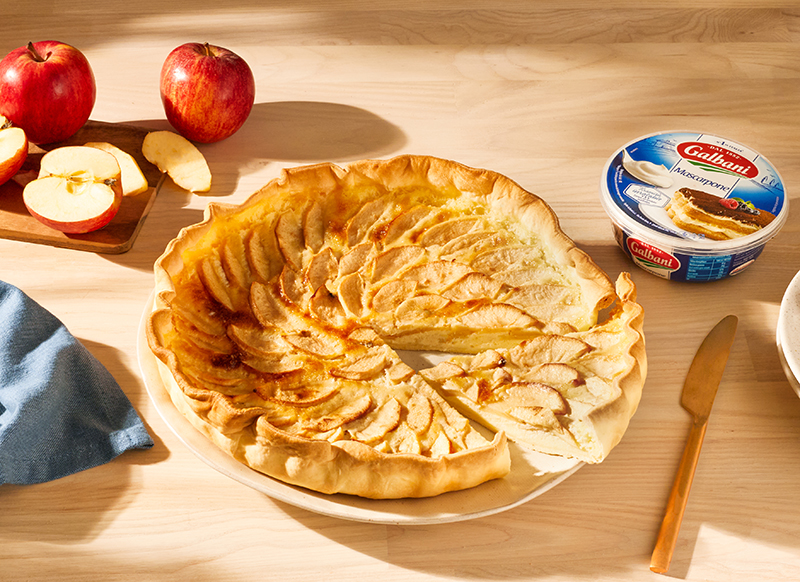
[0,41,96,145]
[160,42,255,143]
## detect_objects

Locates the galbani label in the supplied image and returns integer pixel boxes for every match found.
[677,142,759,179]
[602,131,788,282]
[602,131,786,244]
[627,237,679,273]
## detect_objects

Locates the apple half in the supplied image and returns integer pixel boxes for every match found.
[23,146,122,234]
[0,115,28,186]
[84,141,149,196]
[142,130,211,193]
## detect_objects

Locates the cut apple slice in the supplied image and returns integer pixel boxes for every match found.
[0,115,28,186]
[23,146,122,234]
[142,130,211,193]
[84,141,149,196]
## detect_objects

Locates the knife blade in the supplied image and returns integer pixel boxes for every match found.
[650,315,738,575]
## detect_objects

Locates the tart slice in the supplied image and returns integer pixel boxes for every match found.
[420,273,645,463]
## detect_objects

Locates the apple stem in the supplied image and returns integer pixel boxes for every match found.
[26,42,49,63]
[202,43,215,57]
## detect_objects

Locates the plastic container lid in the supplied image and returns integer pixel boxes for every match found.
[599,131,788,280]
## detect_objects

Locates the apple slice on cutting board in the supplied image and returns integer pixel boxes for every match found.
[23,145,122,234]
[84,141,148,196]
[142,130,211,193]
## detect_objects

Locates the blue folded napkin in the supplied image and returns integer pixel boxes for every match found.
[0,280,153,485]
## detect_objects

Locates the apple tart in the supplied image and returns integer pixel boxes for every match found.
[147,155,646,499]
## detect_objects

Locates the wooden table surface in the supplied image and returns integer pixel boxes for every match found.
[2,1,799,580]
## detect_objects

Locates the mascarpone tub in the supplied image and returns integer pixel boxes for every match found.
[600,131,787,282]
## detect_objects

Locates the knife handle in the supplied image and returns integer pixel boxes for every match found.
[650,419,708,574]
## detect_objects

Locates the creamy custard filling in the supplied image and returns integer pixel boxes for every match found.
[147,156,643,498]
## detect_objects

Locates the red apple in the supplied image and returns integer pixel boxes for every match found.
[23,146,122,233]
[0,115,28,186]
[160,42,255,143]
[0,41,96,145]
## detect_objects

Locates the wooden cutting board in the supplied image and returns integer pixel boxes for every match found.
[0,120,164,254]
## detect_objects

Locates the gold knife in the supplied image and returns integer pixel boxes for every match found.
[650,314,738,574]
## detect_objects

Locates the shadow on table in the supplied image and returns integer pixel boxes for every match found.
[100,101,407,273]
[269,461,647,580]
[0,339,168,545]
[265,228,800,579]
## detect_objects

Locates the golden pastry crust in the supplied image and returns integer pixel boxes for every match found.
[147,154,643,499]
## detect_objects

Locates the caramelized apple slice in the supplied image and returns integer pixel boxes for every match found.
[284,330,347,358]
[307,393,372,433]
[275,210,306,271]
[305,247,338,293]
[406,392,434,434]
[331,347,389,380]
[471,246,546,275]
[338,242,376,277]
[381,204,436,245]
[242,353,305,374]
[228,324,293,358]
[308,287,346,327]
[501,284,580,322]
[440,231,509,258]
[419,217,480,247]
[303,201,325,253]
[508,406,565,432]
[246,224,284,282]
[371,245,425,282]
[403,261,472,291]
[458,303,538,329]
[520,362,582,386]
[198,254,236,312]
[345,196,394,245]
[395,294,450,325]
[221,232,253,290]
[502,382,570,413]
[351,398,402,444]
[442,272,504,302]
[509,335,592,366]
[279,266,312,310]
[271,382,340,407]
[337,272,367,318]
[371,279,417,313]
[251,281,303,331]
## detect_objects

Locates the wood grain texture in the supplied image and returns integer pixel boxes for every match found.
[1,2,799,581]
[0,121,164,253]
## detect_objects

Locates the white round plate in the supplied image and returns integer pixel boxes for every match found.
[137,293,583,525]
[778,270,800,397]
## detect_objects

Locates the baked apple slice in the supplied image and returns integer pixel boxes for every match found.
[23,146,122,234]
[0,115,28,186]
